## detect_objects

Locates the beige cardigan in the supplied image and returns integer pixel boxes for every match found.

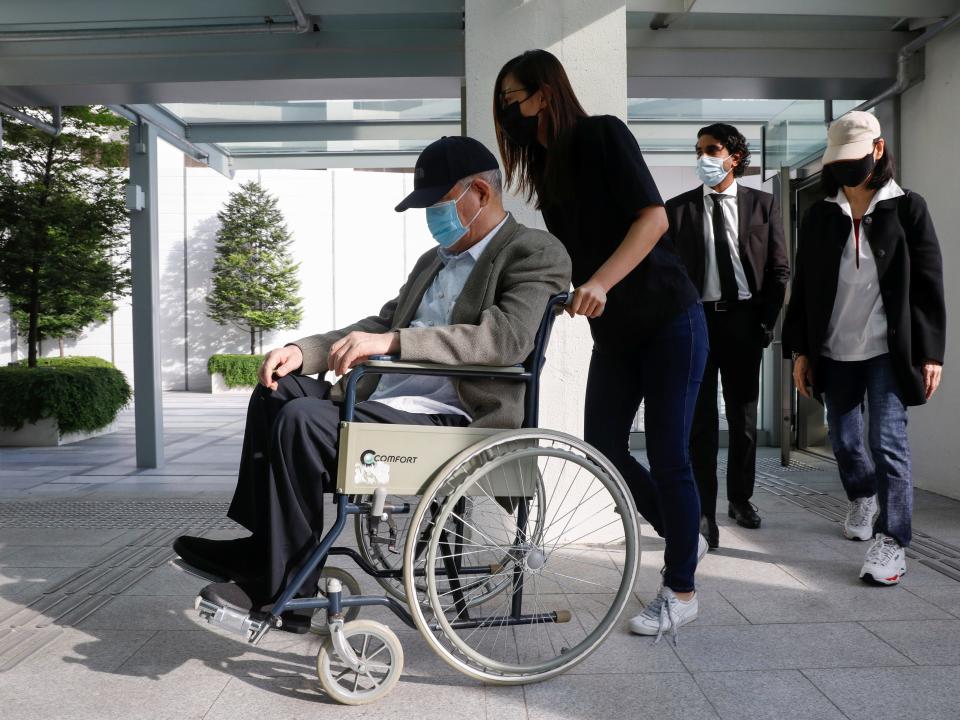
[291,215,572,428]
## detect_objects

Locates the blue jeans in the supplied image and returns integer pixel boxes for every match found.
[819,354,912,547]
[584,304,708,592]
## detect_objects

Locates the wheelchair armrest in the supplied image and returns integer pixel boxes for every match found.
[340,357,530,422]
[365,355,526,376]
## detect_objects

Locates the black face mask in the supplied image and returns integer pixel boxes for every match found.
[828,153,876,188]
[500,101,540,147]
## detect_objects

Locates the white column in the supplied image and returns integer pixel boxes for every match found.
[465,0,627,437]
[900,24,960,500]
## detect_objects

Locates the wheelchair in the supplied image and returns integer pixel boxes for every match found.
[194,292,641,705]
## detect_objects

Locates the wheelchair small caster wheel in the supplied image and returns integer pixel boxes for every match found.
[316,619,404,705]
[311,567,362,634]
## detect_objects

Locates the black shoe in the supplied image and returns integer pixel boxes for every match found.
[173,535,262,583]
[200,580,258,612]
[728,500,762,529]
[699,515,719,549]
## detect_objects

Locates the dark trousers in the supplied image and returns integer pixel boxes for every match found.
[690,304,765,518]
[584,304,708,593]
[227,374,466,604]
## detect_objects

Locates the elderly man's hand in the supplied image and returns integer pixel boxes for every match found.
[328,331,400,377]
[259,345,303,391]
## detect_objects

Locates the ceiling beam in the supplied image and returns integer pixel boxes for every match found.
[185,119,459,143]
[626,0,960,17]
[230,151,419,170]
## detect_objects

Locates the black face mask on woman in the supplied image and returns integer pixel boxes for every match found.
[500,101,540,147]
[828,153,876,188]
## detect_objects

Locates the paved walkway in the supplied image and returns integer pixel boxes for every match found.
[1,392,960,719]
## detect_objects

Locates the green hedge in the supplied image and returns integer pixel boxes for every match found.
[207,354,264,388]
[0,356,132,434]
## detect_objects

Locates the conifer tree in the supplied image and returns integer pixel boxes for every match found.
[0,106,130,366]
[207,181,302,354]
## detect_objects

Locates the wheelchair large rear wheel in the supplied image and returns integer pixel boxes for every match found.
[403,429,640,684]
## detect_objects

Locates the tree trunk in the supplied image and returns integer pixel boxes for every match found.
[250,328,256,356]
[28,136,58,368]
[58,337,65,358]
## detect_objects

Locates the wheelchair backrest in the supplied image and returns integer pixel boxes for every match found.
[521,292,571,428]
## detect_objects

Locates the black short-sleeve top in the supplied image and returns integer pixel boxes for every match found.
[539,115,699,347]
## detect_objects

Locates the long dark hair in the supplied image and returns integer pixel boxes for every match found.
[821,139,896,197]
[493,49,587,208]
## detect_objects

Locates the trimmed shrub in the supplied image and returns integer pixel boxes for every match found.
[0,356,131,434]
[207,354,264,388]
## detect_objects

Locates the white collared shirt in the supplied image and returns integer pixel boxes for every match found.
[821,179,905,361]
[367,214,509,420]
[701,180,752,302]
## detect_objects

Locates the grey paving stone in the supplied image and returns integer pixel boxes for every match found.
[719,587,952,624]
[524,672,718,720]
[0,544,118,568]
[0,565,83,602]
[0,654,230,720]
[903,585,960,617]
[862,619,960,665]
[76,594,212,631]
[568,624,687,674]
[805,666,960,720]
[203,674,485,720]
[693,670,846,720]
[8,627,156,675]
[0,527,130,546]
[673,622,913,671]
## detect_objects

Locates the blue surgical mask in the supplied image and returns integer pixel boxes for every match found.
[425,183,482,248]
[696,155,730,188]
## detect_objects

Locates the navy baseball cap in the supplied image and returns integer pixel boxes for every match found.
[395,136,499,212]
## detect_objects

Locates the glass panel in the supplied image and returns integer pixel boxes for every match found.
[218,139,432,155]
[162,99,461,124]
[763,100,868,178]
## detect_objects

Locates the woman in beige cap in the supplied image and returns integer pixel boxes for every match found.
[782,110,946,584]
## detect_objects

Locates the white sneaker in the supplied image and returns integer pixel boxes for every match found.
[628,586,698,643]
[844,495,879,541]
[697,533,709,563]
[860,533,906,585]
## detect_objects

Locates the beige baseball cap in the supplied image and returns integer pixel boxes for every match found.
[823,111,882,165]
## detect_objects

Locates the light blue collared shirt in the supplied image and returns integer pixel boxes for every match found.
[368,214,509,420]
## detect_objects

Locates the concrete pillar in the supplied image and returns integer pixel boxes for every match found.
[900,24,960,500]
[128,121,164,468]
[464,0,627,437]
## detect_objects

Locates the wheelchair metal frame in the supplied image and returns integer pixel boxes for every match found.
[241,292,572,642]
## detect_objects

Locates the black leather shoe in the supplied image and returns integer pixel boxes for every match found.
[173,535,262,583]
[728,501,762,529]
[700,515,719,549]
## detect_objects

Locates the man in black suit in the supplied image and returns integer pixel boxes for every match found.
[666,123,790,547]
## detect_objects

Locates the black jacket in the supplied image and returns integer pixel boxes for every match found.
[781,189,946,406]
[666,184,790,329]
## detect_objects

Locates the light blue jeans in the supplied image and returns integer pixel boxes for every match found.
[819,354,912,547]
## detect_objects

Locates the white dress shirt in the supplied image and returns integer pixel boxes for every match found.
[368,214,508,421]
[701,180,752,302]
[821,179,904,361]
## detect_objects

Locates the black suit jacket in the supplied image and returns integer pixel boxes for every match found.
[666,184,790,330]
[781,190,946,406]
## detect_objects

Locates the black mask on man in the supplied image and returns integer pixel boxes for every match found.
[500,101,540,147]
[828,153,876,188]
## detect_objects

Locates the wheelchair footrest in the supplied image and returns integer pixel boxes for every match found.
[195,595,267,641]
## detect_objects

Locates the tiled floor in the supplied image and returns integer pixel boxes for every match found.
[1,392,960,719]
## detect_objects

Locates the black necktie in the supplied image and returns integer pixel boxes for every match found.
[710,193,739,302]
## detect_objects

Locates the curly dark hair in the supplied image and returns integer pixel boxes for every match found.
[697,122,751,178]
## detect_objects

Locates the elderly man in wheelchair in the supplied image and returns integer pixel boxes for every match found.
[173,136,642,704]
